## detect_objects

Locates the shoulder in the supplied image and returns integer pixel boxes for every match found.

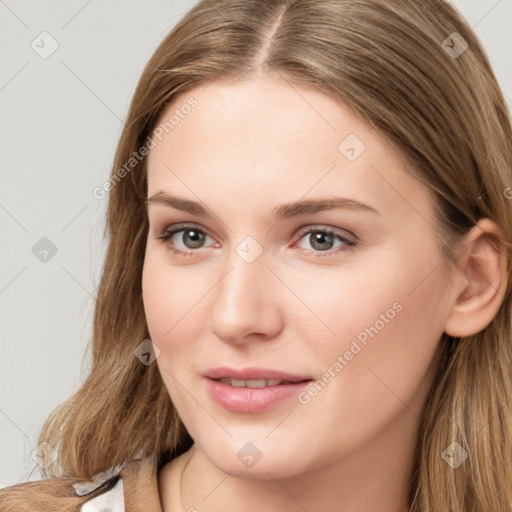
[0,456,159,512]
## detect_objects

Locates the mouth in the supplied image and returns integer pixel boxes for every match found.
[203,367,314,413]
[203,366,313,383]
[214,377,313,388]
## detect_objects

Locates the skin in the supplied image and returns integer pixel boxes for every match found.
[141,73,507,512]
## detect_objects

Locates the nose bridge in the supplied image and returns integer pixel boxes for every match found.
[208,237,281,342]
[221,234,269,297]
[217,239,268,314]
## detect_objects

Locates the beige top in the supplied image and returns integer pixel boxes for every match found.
[0,451,169,511]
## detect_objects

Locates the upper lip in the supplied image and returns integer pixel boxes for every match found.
[204,367,313,382]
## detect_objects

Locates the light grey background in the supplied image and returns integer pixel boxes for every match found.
[1,0,511,487]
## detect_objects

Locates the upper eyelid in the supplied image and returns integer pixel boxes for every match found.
[159,222,216,242]
[296,225,356,240]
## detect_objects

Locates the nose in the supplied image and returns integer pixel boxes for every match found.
[207,245,284,345]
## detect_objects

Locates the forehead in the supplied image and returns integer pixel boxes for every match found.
[146,76,434,222]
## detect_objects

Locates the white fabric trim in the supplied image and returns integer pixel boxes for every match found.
[80,476,125,512]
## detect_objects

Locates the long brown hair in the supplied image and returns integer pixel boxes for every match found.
[16,0,512,509]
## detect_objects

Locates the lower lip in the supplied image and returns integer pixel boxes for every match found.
[205,378,312,413]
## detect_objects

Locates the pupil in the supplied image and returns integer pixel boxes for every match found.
[185,230,203,248]
[312,232,332,250]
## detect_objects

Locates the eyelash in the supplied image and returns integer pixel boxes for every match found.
[156,223,356,258]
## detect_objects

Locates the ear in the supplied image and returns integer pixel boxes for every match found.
[444,218,508,337]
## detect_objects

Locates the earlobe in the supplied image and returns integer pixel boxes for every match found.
[444,218,508,338]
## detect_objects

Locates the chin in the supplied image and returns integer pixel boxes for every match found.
[197,435,308,480]
[211,454,296,480]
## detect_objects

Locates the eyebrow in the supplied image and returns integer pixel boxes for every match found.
[146,191,381,222]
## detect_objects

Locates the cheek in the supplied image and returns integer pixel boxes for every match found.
[142,251,209,376]
[308,249,448,426]
[142,255,171,341]
[287,248,436,359]
[142,254,207,414]
[143,250,198,339]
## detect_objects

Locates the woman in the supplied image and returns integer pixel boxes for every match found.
[1,0,511,510]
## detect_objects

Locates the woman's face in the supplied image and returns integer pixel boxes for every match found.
[142,74,457,478]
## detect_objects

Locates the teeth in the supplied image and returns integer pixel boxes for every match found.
[218,378,283,388]
[233,379,253,387]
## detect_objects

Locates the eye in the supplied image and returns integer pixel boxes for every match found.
[156,224,215,257]
[156,223,356,258]
[294,226,356,257]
